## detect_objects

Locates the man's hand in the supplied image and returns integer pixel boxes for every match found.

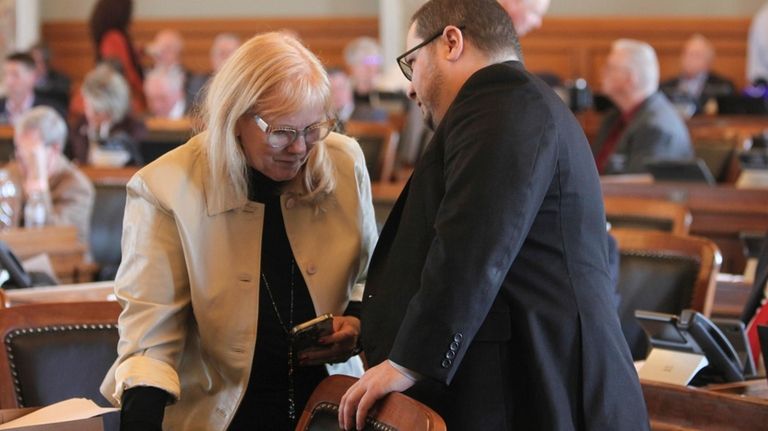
[338,361,416,430]
[298,315,360,366]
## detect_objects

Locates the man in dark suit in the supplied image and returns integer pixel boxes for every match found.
[338,1,648,430]
[660,34,735,116]
[593,39,693,175]
[30,42,72,110]
[0,52,66,125]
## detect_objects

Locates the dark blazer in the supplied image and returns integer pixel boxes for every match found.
[660,72,736,115]
[592,92,693,175]
[361,61,649,430]
[0,93,67,125]
[741,235,768,324]
[35,68,72,109]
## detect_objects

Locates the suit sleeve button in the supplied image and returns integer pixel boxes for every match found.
[441,358,453,368]
[449,341,459,351]
[453,333,463,342]
[445,350,456,360]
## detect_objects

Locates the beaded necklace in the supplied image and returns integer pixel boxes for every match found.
[260,258,297,424]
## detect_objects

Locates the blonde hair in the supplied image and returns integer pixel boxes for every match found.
[200,32,335,208]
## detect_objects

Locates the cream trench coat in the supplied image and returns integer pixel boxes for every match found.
[100,131,378,430]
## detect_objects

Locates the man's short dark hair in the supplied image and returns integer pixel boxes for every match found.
[412,0,522,60]
[5,52,36,71]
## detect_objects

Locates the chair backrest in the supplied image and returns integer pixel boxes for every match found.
[693,137,740,183]
[0,301,121,409]
[295,375,446,431]
[90,183,127,281]
[612,229,721,360]
[345,121,399,183]
[604,196,692,235]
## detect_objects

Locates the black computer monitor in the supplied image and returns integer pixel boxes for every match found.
[716,95,768,115]
[646,158,717,185]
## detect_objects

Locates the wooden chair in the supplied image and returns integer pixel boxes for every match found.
[345,121,399,183]
[604,196,692,235]
[295,374,446,431]
[612,229,721,360]
[0,301,121,410]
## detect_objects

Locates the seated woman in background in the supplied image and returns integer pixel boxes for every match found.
[68,64,146,166]
[100,32,378,430]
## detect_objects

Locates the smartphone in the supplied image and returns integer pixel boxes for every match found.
[291,313,334,352]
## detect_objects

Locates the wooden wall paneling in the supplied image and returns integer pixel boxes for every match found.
[42,16,750,114]
[42,17,380,87]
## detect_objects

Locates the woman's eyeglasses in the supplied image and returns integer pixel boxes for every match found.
[252,114,336,149]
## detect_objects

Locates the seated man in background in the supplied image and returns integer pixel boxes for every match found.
[29,42,72,110]
[0,52,66,125]
[7,106,94,244]
[186,32,242,109]
[143,68,188,120]
[327,67,388,132]
[660,34,735,116]
[593,39,693,175]
[146,29,201,106]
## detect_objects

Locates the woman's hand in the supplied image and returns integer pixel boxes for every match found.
[298,315,360,366]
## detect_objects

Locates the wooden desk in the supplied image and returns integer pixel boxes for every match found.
[687,115,768,141]
[80,165,139,186]
[0,125,13,164]
[601,182,768,273]
[0,225,94,283]
[2,281,115,307]
[643,379,768,430]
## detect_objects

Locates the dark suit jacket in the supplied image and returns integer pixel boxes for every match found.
[741,235,768,324]
[660,72,736,115]
[361,61,649,430]
[592,92,693,175]
[35,69,72,109]
[0,94,67,125]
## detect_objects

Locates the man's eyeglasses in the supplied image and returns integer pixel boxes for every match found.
[252,114,336,149]
[396,26,465,81]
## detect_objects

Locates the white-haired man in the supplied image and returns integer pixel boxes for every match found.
[594,39,693,175]
[9,106,94,243]
[144,68,187,119]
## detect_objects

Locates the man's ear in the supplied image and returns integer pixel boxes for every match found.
[442,25,465,62]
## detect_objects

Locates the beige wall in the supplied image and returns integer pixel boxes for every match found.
[40,0,768,21]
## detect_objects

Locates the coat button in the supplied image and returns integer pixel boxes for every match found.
[445,350,456,360]
[441,358,453,368]
[449,341,459,351]
[453,333,463,342]
[307,264,317,275]
[285,198,295,209]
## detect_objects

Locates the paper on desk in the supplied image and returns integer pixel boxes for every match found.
[22,253,59,285]
[0,398,118,430]
[638,348,709,386]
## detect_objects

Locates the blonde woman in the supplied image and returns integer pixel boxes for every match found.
[101,32,378,430]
